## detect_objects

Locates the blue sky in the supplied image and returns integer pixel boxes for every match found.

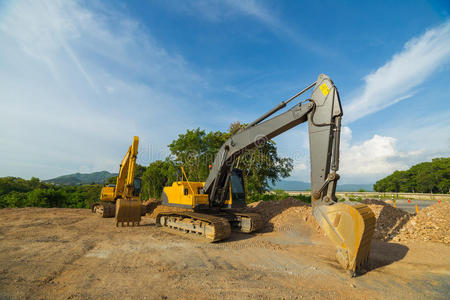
[0,0,449,184]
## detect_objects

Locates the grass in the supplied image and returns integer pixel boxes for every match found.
[248,189,311,204]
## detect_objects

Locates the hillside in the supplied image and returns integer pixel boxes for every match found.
[45,171,117,185]
[374,157,449,193]
[272,180,374,192]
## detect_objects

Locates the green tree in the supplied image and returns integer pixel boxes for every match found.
[229,122,293,200]
[0,176,102,209]
[135,164,146,179]
[168,128,228,182]
[26,188,66,207]
[141,159,178,199]
[106,176,117,185]
[374,157,450,193]
[168,124,293,201]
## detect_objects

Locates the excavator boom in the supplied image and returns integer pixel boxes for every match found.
[158,74,375,275]
[203,74,375,275]
[114,136,142,226]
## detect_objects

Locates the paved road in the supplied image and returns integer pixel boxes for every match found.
[390,199,440,213]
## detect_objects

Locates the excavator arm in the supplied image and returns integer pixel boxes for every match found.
[114,136,142,226]
[203,74,375,275]
[114,136,139,199]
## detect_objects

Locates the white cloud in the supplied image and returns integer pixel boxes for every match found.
[339,127,412,178]
[285,125,432,184]
[0,0,207,179]
[345,20,450,123]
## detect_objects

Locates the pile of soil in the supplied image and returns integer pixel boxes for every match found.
[243,198,321,233]
[144,197,449,244]
[361,199,412,241]
[393,202,449,244]
[142,198,161,214]
[245,198,310,222]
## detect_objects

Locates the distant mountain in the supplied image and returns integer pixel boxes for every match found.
[337,183,374,192]
[271,180,374,192]
[272,180,310,191]
[45,171,117,185]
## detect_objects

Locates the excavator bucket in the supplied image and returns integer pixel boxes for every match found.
[115,198,142,227]
[313,202,376,276]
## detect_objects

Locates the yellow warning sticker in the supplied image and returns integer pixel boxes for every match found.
[319,83,330,96]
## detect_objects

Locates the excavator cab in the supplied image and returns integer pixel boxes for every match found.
[132,178,141,197]
[223,168,246,208]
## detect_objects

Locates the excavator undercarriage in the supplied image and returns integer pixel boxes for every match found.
[91,201,116,218]
[156,210,263,241]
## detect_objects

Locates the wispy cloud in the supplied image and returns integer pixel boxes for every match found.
[168,0,326,56]
[0,0,207,178]
[345,20,450,123]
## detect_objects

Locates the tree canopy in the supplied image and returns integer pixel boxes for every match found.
[373,157,450,193]
[0,176,102,209]
[1,123,295,208]
[164,124,293,201]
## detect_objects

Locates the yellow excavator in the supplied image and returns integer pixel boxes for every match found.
[91,136,142,226]
[156,74,376,276]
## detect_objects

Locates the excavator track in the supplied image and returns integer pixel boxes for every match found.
[156,211,231,242]
[91,202,116,218]
[213,211,264,233]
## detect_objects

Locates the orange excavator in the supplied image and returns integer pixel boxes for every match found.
[91,136,142,226]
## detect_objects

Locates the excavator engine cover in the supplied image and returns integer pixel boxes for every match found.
[313,201,376,276]
[115,198,142,226]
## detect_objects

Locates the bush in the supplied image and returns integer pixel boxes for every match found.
[0,177,102,209]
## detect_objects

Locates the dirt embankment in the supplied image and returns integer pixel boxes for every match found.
[1,199,448,299]
[393,201,449,243]
[145,197,449,244]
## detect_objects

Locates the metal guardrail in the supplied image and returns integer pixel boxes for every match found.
[283,191,450,201]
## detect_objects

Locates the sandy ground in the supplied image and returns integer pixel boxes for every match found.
[0,207,449,299]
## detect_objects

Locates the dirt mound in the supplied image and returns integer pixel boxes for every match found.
[247,198,414,239]
[361,199,412,241]
[244,197,310,222]
[393,202,449,244]
[142,198,161,214]
[243,198,318,232]
[145,198,449,244]
[267,206,322,233]
[244,197,312,231]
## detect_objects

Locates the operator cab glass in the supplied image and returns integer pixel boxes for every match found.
[229,168,246,208]
[133,178,141,197]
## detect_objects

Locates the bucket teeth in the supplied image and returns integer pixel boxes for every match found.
[313,202,376,276]
[115,221,140,227]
